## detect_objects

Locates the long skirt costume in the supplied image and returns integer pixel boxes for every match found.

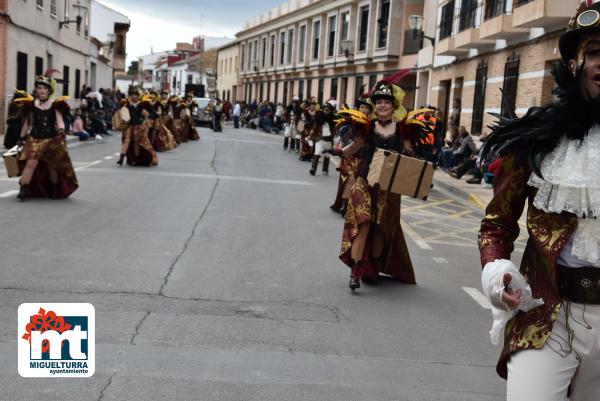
[122,102,157,166]
[18,101,78,198]
[339,122,416,283]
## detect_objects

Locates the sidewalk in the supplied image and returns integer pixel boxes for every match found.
[433,168,492,211]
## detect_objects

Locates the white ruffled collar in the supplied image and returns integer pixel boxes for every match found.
[528,127,600,265]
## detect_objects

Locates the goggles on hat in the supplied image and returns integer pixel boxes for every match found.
[578,9,600,28]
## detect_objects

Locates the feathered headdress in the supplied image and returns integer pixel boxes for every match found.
[336,107,372,139]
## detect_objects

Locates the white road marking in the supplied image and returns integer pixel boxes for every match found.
[462,287,492,310]
[81,168,315,186]
[113,153,120,156]
[104,156,114,160]
[433,257,448,263]
[400,218,433,250]
[0,190,19,198]
[207,137,281,145]
[74,160,103,172]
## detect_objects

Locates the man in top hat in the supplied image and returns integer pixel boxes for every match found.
[479,2,600,399]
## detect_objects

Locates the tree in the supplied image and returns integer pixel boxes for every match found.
[127,61,139,75]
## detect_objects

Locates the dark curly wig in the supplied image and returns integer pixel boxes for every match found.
[482,60,600,178]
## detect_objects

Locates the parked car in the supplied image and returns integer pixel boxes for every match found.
[193,97,212,126]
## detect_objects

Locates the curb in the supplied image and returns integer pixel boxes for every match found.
[432,174,488,210]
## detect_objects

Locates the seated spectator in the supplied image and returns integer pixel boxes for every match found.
[442,126,476,170]
[71,109,92,141]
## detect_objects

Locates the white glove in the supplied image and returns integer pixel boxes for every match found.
[481,259,544,345]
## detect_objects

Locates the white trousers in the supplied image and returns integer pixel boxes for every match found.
[314,139,332,156]
[507,302,600,401]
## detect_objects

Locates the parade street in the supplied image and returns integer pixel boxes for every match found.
[0,126,512,400]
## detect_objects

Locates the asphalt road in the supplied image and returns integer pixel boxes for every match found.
[0,125,513,401]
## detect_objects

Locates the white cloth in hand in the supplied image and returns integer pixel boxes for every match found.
[481,259,545,345]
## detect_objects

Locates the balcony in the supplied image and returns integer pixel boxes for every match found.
[512,0,576,30]
[435,37,469,57]
[454,27,495,50]
[480,14,529,40]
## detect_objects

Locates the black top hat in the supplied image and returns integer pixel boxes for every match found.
[356,93,373,110]
[370,81,395,103]
[559,2,600,61]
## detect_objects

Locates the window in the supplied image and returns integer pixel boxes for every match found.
[501,54,520,118]
[439,1,455,40]
[280,32,286,65]
[47,53,53,69]
[35,56,44,76]
[84,10,89,37]
[327,15,336,57]
[355,75,364,102]
[459,0,477,31]
[261,37,267,67]
[299,80,304,100]
[247,42,252,70]
[312,20,320,60]
[369,74,377,91]
[63,0,69,19]
[240,44,245,71]
[267,82,271,100]
[259,82,264,102]
[341,77,348,103]
[270,35,275,66]
[50,0,57,16]
[62,65,70,96]
[472,61,487,135]
[377,0,390,48]
[37,0,43,9]
[274,82,279,103]
[75,69,81,98]
[358,6,369,51]
[299,25,306,62]
[485,0,507,20]
[187,74,193,84]
[17,52,28,91]
[330,78,338,101]
[306,79,312,99]
[287,29,294,64]
[283,81,288,105]
[317,78,324,104]
[339,12,350,55]
[253,40,258,65]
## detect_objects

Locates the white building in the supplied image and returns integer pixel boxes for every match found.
[89,0,130,90]
[138,51,170,90]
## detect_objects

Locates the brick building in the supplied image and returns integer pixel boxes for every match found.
[236,0,425,108]
[415,0,578,136]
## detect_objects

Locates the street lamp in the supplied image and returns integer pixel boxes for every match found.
[59,0,87,30]
[408,15,435,46]
[340,40,353,58]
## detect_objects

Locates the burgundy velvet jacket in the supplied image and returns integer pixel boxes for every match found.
[478,154,578,378]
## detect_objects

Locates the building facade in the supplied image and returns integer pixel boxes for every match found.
[216,41,239,102]
[237,0,424,108]
[90,0,130,89]
[2,0,129,134]
[416,0,578,136]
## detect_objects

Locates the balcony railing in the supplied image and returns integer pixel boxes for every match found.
[439,0,455,41]
[484,0,507,20]
[459,0,478,32]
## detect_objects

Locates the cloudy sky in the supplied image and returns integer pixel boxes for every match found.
[97,0,284,66]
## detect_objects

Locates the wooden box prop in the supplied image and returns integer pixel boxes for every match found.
[112,107,131,130]
[367,149,434,200]
[3,146,21,178]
